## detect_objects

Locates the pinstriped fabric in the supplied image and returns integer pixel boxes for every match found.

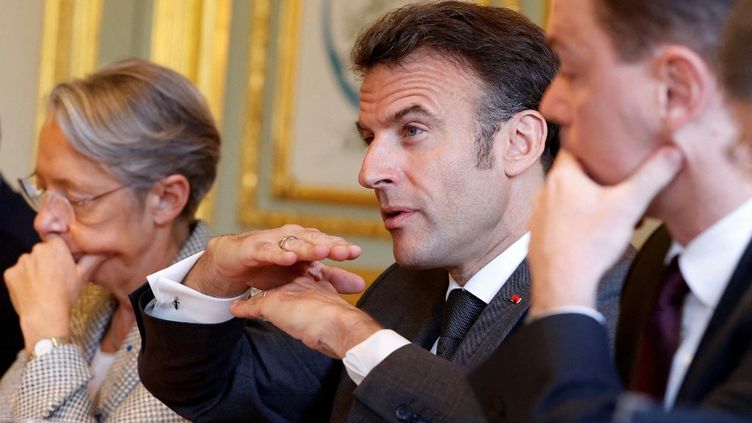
[0,221,211,422]
[451,260,531,368]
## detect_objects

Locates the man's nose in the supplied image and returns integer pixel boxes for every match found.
[539,76,570,126]
[358,137,398,189]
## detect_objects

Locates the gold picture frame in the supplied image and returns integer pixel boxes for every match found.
[237,0,389,238]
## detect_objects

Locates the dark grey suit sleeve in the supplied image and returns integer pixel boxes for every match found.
[350,344,484,423]
[131,283,342,423]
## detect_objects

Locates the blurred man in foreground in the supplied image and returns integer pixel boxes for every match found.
[471,0,752,421]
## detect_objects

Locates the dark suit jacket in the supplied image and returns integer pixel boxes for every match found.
[0,175,39,374]
[132,254,631,422]
[470,227,752,422]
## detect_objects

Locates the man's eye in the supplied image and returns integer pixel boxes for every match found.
[405,126,422,137]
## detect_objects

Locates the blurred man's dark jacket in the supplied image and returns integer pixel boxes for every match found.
[0,174,39,374]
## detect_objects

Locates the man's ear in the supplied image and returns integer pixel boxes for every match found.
[501,109,547,177]
[654,45,712,131]
[148,174,190,225]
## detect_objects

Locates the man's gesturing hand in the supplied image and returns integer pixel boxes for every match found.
[185,224,364,297]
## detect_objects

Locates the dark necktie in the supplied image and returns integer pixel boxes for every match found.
[631,256,691,400]
[436,289,486,360]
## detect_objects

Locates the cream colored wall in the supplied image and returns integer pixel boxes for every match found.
[0,0,43,184]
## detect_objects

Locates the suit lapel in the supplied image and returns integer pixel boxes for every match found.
[71,284,116,363]
[677,238,752,403]
[69,286,118,415]
[616,228,752,404]
[96,326,141,420]
[383,266,447,349]
[615,225,672,385]
[452,260,531,367]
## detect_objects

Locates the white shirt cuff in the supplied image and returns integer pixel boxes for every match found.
[343,329,411,385]
[144,251,252,324]
[528,306,605,325]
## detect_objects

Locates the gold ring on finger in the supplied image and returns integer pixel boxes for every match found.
[278,235,298,251]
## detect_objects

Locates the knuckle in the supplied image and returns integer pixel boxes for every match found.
[330,236,346,244]
[281,224,302,232]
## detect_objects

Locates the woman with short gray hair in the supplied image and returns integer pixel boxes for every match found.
[0,58,219,422]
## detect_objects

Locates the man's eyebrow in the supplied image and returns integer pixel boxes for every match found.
[359,104,436,128]
[355,121,369,136]
[392,104,435,122]
[355,104,440,138]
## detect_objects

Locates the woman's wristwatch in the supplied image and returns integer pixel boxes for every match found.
[30,336,71,359]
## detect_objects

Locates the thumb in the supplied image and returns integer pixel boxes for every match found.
[615,145,684,212]
[312,265,365,294]
[76,255,106,282]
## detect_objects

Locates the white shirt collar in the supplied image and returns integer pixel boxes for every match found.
[446,232,530,304]
[666,198,752,309]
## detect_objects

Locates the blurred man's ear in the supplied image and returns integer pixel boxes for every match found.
[655,45,713,131]
[149,174,190,225]
[501,109,547,177]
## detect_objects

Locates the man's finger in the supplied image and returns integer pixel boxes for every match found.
[548,149,587,178]
[616,145,684,211]
[239,239,300,267]
[76,254,106,282]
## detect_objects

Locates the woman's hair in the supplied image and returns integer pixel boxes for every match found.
[47,58,220,219]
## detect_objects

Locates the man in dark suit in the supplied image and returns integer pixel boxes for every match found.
[470,0,752,421]
[0,174,39,373]
[131,2,629,422]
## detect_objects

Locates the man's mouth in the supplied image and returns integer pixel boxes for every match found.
[380,207,414,230]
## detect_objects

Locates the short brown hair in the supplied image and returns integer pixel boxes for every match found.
[352,1,559,171]
[721,0,752,102]
[595,0,736,69]
[48,58,220,219]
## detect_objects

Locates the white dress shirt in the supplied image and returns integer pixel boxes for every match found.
[343,233,530,385]
[661,198,752,407]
